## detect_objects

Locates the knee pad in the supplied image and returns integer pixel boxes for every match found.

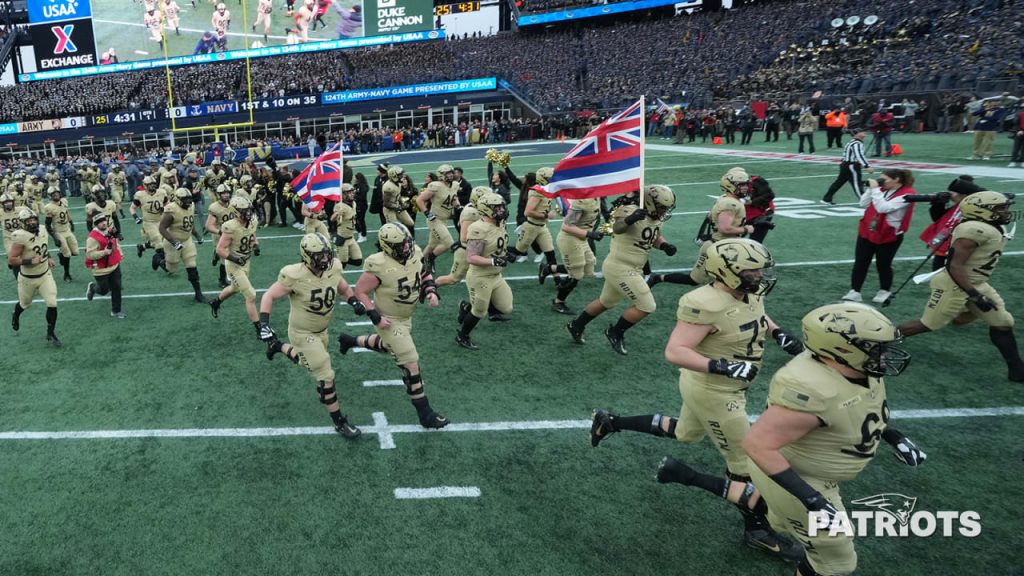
[348,258,363,266]
[316,380,337,405]
[727,470,752,484]
[186,267,199,282]
[402,372,423,396]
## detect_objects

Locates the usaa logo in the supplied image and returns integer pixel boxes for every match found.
[42,0,84,19]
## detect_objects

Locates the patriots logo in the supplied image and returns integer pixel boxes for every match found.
[851,493,917,526]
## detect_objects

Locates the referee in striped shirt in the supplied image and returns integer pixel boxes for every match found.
[822,127,875,204]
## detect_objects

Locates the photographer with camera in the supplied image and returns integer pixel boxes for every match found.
[745,176,776,244]
[84,213,125,319]
[910,176,986,270]
[869,107,894,157]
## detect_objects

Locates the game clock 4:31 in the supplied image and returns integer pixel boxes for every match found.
[434,2,481,15]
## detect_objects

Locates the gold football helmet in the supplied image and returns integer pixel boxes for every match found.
[802,302,911,377]
[18,207,39,233]
[703,238,776,296]
[535,167,554,186]
[172,188,193,208]
[300,233,335,273]
[642,184,676,221]
[387,165,405,183]
[378,222,415,263]
[959,191,1015,225]
[476,192,508,222]
[470,185,490,208]
[720,167,751,197]
[229,196,253,224]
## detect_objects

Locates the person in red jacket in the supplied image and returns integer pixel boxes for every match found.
[918,176,986,270]
[869,107,895,157]
[84,213,126,318]
[842,169,916,304]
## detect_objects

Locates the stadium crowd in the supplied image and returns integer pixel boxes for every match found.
[0,0,1020,121]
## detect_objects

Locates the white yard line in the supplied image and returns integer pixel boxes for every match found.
[4,252,1022,305]
[394,487,481,499]
[1,407,1021,443]
[362,379,404,387]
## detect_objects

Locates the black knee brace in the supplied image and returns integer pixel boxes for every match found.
[648,413,676,437]
[556,277,579,301]
[544,250,558,266]
[186,267,200,282]
[402,372,423,396]
[348,258,363,266]
[316,380,337,405]
[367,334,386,352]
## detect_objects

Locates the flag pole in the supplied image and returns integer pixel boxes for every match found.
[639,95,646,211]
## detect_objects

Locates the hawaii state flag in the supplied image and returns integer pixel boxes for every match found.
[533,99,642,199]
[290,142,343,212]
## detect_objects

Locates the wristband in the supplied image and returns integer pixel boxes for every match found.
[21,257,35,266]
[768,468,822,509]
[367,309,382,325]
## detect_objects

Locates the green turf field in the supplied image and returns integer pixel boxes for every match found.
[2,133,1023,575]
[91,0,359,64]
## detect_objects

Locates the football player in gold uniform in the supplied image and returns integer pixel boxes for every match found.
[259,233,366,437]
[331,183,362,267]
[105,163,128,217]
[416,177,460,272]
[159,188,206,302]
[437,186,486,288]
[337,223,449,428]
[566,185,677,355]
[898,191,1023,381]
[506,167,565,285]
[455,192,512,350]
[85,185,119,234]
[131,176,169,270]
[8,208,61,346]
[209,197,261,325]
[382,165,415,230]
[589,238,804,561]
[206,185,236,288]
[655,303,924,576]
[649,167,753,288]
[301,203,329,236]
[2,193,23,280]
[551,197,605,314]
[43,188,78,283]
[254,0,273,41]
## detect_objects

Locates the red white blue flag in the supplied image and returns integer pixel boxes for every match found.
[290,142,343,212]
[533,99,643,199]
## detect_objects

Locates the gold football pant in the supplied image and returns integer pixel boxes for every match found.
[598,259,656,313]
[288,328,334,381]
[336,237,363,264]
[374,316,419,366]
[162,238,197,272]
[446,247,469,282]
[383,207,415,229]
[426,217,454,253]
[55,230,79,258]
[18,269,58,308]
[467,270,513,317]
[556,233,596,279]
[674,371,751,476]
[225,261,256,300]
[750,468,856,575]
[515,220,554,253]
[920,271,1013,330]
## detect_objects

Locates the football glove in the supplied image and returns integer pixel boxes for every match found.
[659,242,677,256]
[884,429,927,467]
[424,210,437,221]
[257,322,276,342]
[623,208,648,225]
[450,240,463,253]
[134,215,143,225]
[967,290,997,312]
[806,497,844,533]
[708,359,758,382]
[347,296,366,316]
[227,254,247,266]
[586,230,604,241]
[773,328,805,355]
[491,255,509,267]
[172,240,183,251]
[253,246,261,257]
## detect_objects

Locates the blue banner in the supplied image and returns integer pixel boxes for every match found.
[322,77,497,104]
[29,0,93,24]
[0,123,19,136]
[518,0,694,26]
[19,29,445,82]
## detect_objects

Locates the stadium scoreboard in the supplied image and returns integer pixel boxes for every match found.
[434,2,483,15]
[19,0,440,82]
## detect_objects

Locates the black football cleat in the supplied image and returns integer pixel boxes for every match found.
[420,411,450,429]
[86,282,96,302]
[333,416,362,439]
[566,321,585,344]
[604,326,628,355]
[1009,362,1024,383]
[551,300,574,315]
[455,332,478,351]
[538,262,550,285]
[744,528,805,564]
[265,339,281,361]
[457,300,470,324]
[488,313,510,322]
[46,334,62,348]
[209,298,221,319]
[194,292,207,304]
[11,312,19,333]
[590,409,617,447]
[646,274,663,288]
[337,332,358,354]
[63,274,72,284]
